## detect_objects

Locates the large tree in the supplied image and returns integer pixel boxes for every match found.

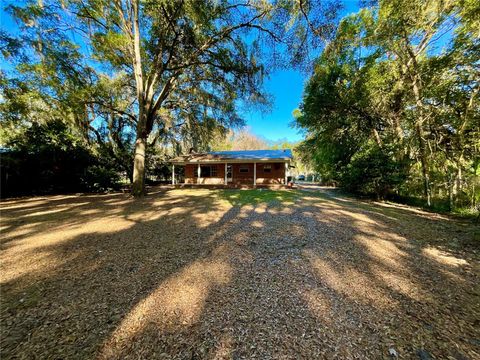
[75,0,273,195]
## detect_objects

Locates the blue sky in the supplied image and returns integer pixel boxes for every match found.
[242,69,307,143]
[243,1,362,143]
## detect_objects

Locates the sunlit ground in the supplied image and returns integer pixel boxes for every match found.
[1,187,479,359]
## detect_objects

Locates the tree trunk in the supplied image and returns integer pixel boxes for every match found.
[415,122,431,206]
[127,167,134,184]
[130,0,148,197]
[472,180,477,208]
[448,172,454,212]
[411,73,431,206]
[132,133,147,196]
[393,116,404,144]
[390,81,405,144]
[453,159,462,202]
[372,128,383,148]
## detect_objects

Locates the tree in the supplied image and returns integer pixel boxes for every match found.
[295,0,479,210]
[4,0,269,195]
[211,128,267,150]
[372,0,459,205]
[75,0,277,195]
[0,120,119,197]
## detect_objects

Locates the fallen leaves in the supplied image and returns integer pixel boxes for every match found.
[1,188,479,359]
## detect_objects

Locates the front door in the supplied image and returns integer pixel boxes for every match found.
[227,165,233,183]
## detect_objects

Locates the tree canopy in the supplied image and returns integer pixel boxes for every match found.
[295,0,479,211]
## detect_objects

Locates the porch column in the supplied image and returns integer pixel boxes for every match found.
[284,162,288,185]
[172,164,175,185]
[197,163,201,183]
[224,163,227,185]
[253,162,257,187]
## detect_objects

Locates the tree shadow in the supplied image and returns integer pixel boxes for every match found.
[1,188,479,359]
[301,189,478,255]
[1,188,227,358]
[98,192,480,359]
[289,194,480,358]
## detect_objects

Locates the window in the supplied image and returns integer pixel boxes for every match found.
[239,165,249,173]
[263,164,272,173]
[194,165,217,177]
[210,166,217,177]
[201,166,211,177]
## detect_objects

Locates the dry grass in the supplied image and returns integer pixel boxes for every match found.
[1,187,479,359]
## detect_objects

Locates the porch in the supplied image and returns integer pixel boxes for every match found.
[172,162,290,187]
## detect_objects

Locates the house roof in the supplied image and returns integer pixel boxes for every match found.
[171,149,293,164]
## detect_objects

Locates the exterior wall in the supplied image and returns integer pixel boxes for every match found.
[231,163,254,185]
[184,162,285,185]
[184,164,196,184]
[185,164,225,184]
[255,163,285,185]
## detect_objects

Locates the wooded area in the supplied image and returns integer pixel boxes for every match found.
[1,0,478,215]
[295,0,479,214]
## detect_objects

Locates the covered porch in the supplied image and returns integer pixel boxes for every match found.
[171,161,290,187]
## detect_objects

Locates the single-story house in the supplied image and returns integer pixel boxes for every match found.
[170,149,293,187]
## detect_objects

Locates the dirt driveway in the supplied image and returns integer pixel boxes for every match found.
[1,188,479,359]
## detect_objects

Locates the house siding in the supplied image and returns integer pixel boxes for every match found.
[255,163,285,185]
[184,162,285,185]
[184,164,226,185]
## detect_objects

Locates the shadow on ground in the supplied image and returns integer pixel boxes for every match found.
[1,187,479,359]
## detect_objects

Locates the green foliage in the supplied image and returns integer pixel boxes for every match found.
[0,120,121,197]
[145,146,172,183]
[295,0,480,212]
[83,165,121,192]
[340,143,407,198]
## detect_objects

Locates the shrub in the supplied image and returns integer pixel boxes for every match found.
[0,120,121,197]
[340,143,407,199]
[82,165,121,192]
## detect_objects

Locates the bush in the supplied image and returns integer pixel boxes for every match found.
[82,165,121,192]
[340,143,407,199]
[0,120,121,197]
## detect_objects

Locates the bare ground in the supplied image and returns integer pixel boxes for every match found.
[1,187,479,359]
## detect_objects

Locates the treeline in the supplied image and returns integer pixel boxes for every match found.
[211,128,296,152]
[0,123,292,197]
[0,119,173,197]
[295,0,479,214]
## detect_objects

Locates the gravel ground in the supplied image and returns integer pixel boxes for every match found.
[1,187,479,359]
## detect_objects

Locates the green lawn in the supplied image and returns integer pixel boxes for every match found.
[219,189,301,206]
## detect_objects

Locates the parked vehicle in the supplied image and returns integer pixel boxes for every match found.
[297,175,305,181]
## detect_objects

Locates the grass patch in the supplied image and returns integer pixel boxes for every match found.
[219,189,300,206]
[452,206,480,219]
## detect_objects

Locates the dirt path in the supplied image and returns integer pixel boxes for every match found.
[1,188,479,359]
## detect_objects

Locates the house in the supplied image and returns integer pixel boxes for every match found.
[170,149,293,187]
